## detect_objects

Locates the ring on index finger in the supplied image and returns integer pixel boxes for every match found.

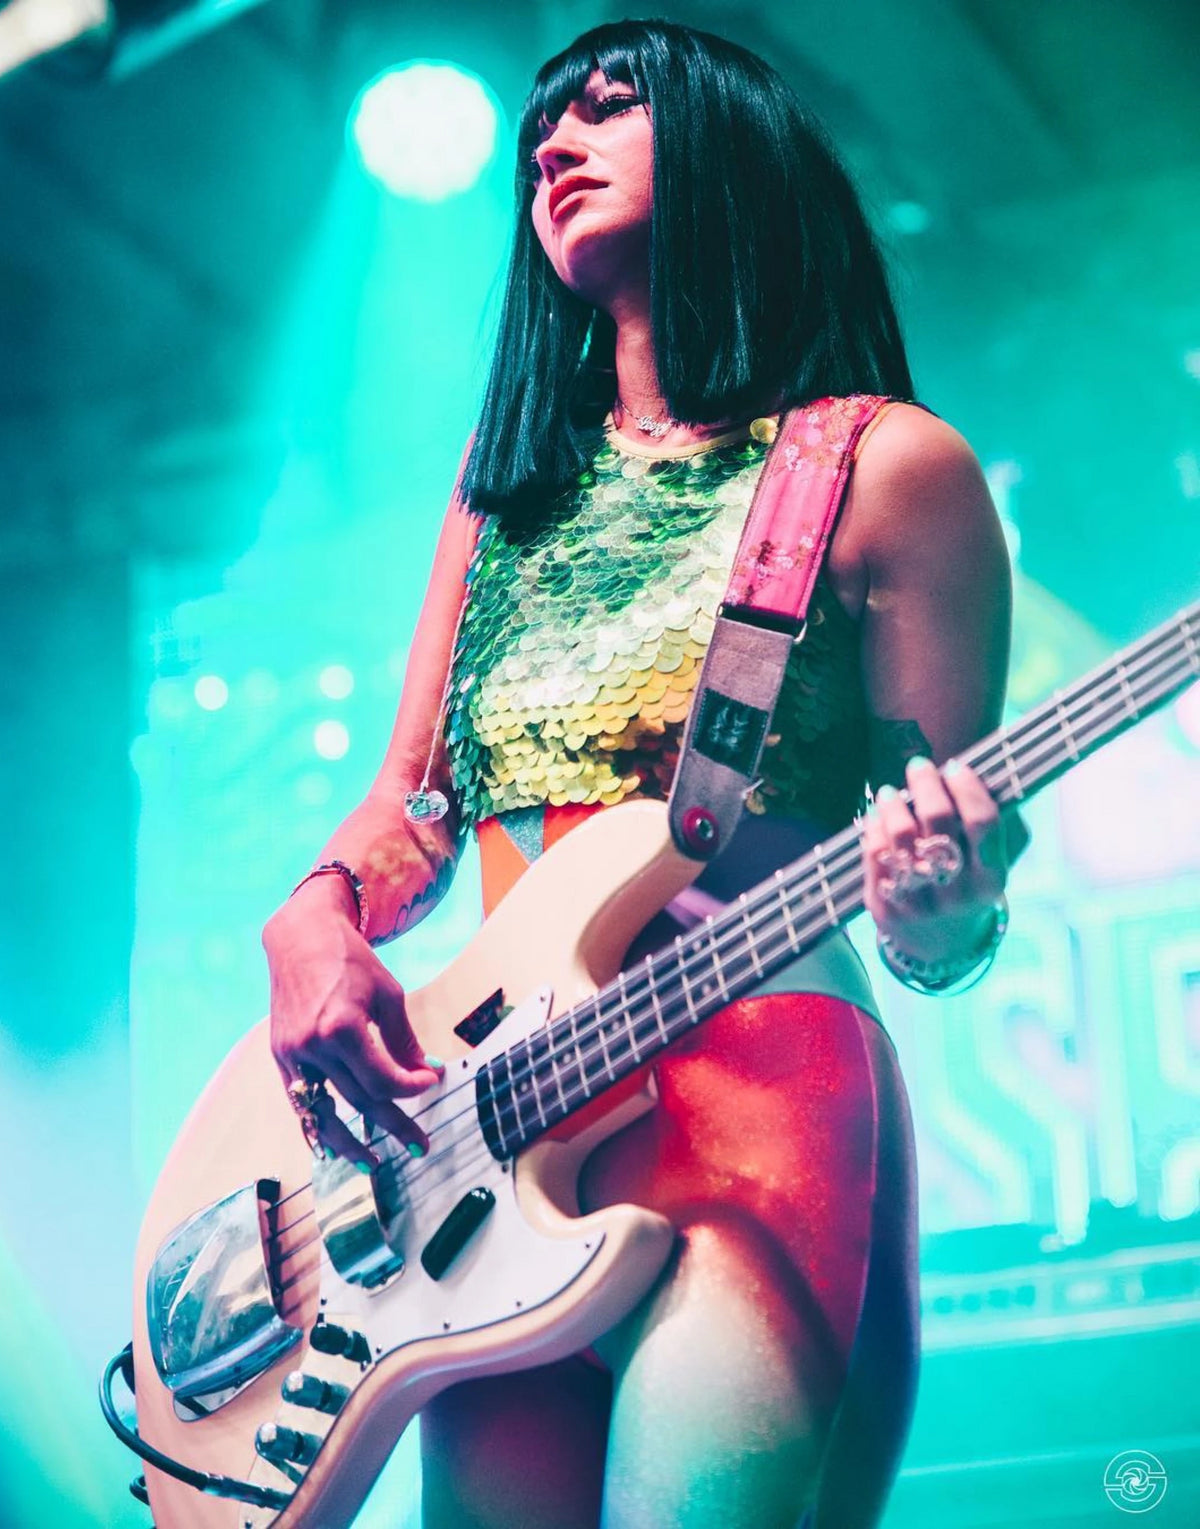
[877,847,918,903]
[286,1071,333,1157]
[913,833,964,886]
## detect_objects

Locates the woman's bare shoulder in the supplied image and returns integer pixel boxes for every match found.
[848,402,997,569]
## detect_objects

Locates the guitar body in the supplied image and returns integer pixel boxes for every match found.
[126,597,1200,1525]
[132,800,699,1527]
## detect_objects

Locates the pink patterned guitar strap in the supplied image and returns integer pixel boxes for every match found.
[668,393,894,860]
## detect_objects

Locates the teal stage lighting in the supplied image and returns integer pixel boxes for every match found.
[348,61,500,202]
[0,0,271,81]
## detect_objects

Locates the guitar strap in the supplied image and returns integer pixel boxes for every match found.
[667,394,894,860]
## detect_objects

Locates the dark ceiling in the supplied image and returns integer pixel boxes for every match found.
[0,0,1197,635]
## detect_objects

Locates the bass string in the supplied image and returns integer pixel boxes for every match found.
[473,634,1198,1145]
[268,836,868,1246]
[266,640,1195,1255]
[399,636,1197,1169]
[268,849,874,1274]
[267,852,877,1298]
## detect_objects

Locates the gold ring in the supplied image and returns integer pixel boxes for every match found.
[286,1076,328,1115]
[286,1074,332,1156]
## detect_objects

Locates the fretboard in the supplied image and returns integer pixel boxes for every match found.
[477,599,1199,1159]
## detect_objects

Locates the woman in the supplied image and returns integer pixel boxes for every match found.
[263,20,1021,1529]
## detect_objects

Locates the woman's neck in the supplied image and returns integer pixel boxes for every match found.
[609,303,736,452]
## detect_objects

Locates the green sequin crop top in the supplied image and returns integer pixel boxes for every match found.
[444,427,871,835]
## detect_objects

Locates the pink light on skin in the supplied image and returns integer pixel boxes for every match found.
[529,71,653,317]
[1175,683,1200,752]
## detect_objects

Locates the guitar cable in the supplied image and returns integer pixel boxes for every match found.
[99,1342,292,1514]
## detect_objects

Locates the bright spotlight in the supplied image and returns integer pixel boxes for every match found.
[318,663,355,700]
[313,720,350,760]
[348,61,499,202]
[194,674,229,711]
[0,0,271,83]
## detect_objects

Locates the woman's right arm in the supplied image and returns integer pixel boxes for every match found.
[261,484,478,1167]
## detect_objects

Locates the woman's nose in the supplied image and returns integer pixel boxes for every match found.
[534,132,586,185]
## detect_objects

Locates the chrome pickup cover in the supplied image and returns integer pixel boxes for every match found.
[311,1125,407,1292]
[147,1180,302,1409]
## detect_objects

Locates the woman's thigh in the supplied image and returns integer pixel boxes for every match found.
[594,1210,846,1529]
[584,998,920,1529]
[419,998,918,1529]
[419,1356,612,1529]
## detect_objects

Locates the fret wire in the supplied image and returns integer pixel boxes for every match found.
[961,666,1185,808]
[1116,664,1140,723]
[538,835,867,1096]
[968,630,1195,793]
[813,845,838,924]
[707,920,731,1001]
[740,892,764,978]
[535,888,870,1123]
[1004,611,1193,739]
[518,1036,546,1131]
[1053,692,1081,763]
[991,652,1198,795]
[677,933,700,1025]
[507,853,871,1133]
[506,633,1190,1117]
[498,1048,528,1148]
[646,965,671,1043]
[555,1004,580,1109]
[619,968,645,1065]
[495,635,1199,1135]
[977,624,1186,764]
[524,1035,550,1130]
[591,991,618,1085]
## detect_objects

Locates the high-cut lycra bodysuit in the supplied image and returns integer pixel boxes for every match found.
[440,415,920,1525]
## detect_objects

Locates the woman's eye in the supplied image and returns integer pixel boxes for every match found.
[595,94,642,118]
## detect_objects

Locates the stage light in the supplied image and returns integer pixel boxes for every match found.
[193,675,227,709]
[348,61,499,202]
[0,0,271,83]
[313,719,350,760]
[887,200,931,236]
[193,674,229,711]
[318,662,355,700]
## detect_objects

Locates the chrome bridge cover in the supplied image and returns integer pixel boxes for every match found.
[147,1180,302,1406]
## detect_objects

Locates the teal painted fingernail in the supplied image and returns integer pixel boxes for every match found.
[876,785,898,802]
[944,758,963,777]
[908,755,933,770]
[408,1141,427,1160]
[423,1054,445,1070]
[355,1159,375,1175]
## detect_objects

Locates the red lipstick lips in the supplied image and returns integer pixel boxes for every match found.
[548,175,605,223]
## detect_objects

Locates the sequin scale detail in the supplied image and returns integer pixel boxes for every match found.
[445,432,870,834]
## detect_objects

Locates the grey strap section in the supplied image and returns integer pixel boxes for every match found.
[667,615,797,860]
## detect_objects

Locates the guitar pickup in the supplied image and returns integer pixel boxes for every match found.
[420,1188,496,1280]
[454,988,510,1047]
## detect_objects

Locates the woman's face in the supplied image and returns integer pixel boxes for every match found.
[528,69,653,311]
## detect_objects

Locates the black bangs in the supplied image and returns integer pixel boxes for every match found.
[515,36,643,171]
[462,18,914,531]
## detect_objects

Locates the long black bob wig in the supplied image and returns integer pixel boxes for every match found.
[462,19,914,531]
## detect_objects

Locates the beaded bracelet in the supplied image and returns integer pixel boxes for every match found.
[877,895,1009,997]
[289,860,370,938]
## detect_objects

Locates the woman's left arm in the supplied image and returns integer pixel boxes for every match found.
[850,403,1027,971]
